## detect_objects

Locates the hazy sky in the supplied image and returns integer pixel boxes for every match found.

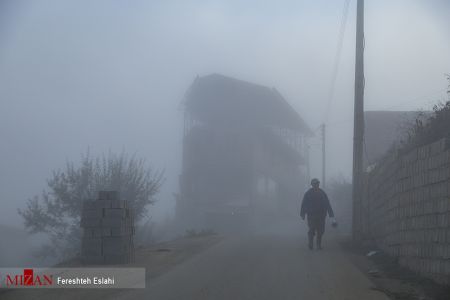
[1,0,449,227]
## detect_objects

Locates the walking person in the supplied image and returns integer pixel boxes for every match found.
[300,178,337,250]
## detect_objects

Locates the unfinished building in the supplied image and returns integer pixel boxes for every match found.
[177,74,313,231]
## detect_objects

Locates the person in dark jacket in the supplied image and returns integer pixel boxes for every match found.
[300,178,336,250]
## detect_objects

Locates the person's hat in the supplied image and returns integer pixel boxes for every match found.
[311,178,320,185]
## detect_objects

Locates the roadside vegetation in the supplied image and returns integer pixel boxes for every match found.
[18,151,164,260]
[397,77,450,153]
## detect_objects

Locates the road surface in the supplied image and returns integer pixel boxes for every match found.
[2,220,389,300]
[114,220,388,300]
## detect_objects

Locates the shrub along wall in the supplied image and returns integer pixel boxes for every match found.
[365,137,450,284]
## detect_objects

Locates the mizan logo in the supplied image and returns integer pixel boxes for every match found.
[4,269,53,287]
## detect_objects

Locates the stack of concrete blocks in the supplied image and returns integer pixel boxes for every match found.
[365,137,450,284]
[81,191,135,264]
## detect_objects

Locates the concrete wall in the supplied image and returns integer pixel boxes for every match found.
[365,137,450,284]
[81,191,135,264]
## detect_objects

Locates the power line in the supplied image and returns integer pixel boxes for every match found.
[317,0,351,187]
[445,73,450,99]
[322,87,448,128]
[324,0,351,124]
[368,88,447,111]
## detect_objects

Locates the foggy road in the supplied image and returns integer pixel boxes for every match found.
[112,221,388,300]
[1,221,389,300]
[0,220,390,300]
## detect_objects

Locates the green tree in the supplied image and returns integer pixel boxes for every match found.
[18,151,164,260]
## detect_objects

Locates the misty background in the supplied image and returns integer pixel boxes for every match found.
[0,0,449,244]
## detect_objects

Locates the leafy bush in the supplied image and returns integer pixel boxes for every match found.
[18,151,164,260]
[399,101,450,153]
[395,78,450,153]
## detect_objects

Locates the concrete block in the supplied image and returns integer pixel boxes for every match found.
[81,209,103,220]
[104,208,126,219]
[102,237,131,256]
[442,168,450,181]
[126,209,134,221]
[92,227,111,237]
[103,254,129,264]
[81,192,133,265]
[445,261,450,275]
[95,200,112,209]
[81,238,103,256]
[111,199,127,209]
[101,217,128,227]
[445,245,450,260]
[81,255,105,265]
[440,183,448,197]
[83,228,94,238]
[445,212,450,227]
[98,191,119,201]
[82,200,97,210]
[81,217,101,227]
[111,226,133,236]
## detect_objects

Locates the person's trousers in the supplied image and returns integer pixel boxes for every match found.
[307,214,326,238]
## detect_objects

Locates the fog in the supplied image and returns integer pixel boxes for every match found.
[0,0,449,265]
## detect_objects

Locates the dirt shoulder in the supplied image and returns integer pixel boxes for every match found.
[340,239,450,300]
[0,234,222,300]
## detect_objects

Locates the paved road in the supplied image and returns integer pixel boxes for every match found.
[112,221,389,300]
[1,220,389,300]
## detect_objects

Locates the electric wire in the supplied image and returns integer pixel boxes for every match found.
[323,88,448,128]
[323,0,351,125]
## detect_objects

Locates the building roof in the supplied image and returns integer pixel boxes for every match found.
[184,74,313,136]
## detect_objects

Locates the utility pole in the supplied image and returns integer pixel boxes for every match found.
[352,0,365,242]
[321,123,326,189]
